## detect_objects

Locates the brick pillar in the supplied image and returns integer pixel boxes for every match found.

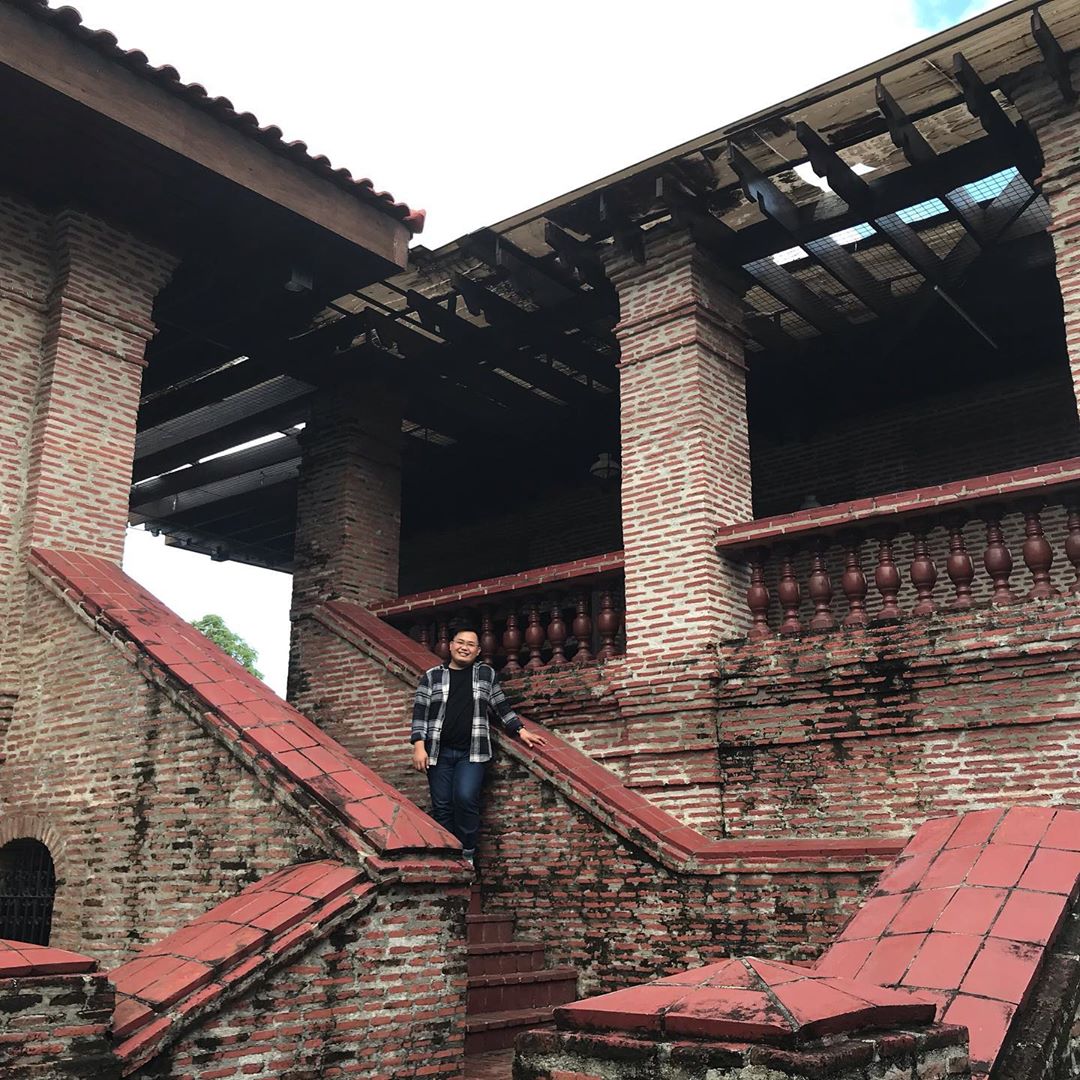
[0,197,175,701]
[606,227,752,656]
[288,380,403,702]
[1011,56,1080,418]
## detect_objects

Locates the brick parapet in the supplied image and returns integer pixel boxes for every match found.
[0,967,118,1079]
[605,225,752,656]
[1010,55,1080,420]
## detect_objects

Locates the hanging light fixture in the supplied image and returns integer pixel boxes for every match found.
[589,452,621,482]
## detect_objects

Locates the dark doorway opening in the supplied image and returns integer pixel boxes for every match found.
[0,838,56,945]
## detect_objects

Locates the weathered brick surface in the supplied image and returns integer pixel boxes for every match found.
[606,226,751,655]
[1012,54,1080,419]
[1,577,327,968]
[0,972,118,1079]
[136,882,468,1080]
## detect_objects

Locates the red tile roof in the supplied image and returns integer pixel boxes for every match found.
[11,1,425,233]
[109,861,373,1069]
[29,548,459,861]
[0,939,96,977]
[815,806,1080,1076]
[554,956,935,1046]
[319,598,906,874]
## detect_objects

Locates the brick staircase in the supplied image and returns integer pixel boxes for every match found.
[465,885,578,1055]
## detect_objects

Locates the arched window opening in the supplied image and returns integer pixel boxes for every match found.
[0,838,56,945]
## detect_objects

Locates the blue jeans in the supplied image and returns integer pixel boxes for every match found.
[427,746,486,852]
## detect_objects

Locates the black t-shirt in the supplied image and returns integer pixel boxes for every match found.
[440,665,474,750]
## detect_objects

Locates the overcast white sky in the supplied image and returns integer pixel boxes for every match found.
[88,0,1003,694]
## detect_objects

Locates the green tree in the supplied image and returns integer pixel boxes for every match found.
[191,614,263,679]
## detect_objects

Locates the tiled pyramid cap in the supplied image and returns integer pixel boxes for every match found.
[0,939,97,977]
[555,956,935,1047]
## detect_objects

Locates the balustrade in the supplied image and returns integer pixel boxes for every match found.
[373,561,626,673]
[718,463,1080,640]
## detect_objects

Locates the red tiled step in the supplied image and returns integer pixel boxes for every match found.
[468,941,547,977]
[468,967,578,1015]
[465,1007,555,1055]
[467,914,516,945]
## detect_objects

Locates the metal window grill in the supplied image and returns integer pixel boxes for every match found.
[0,839,56,946]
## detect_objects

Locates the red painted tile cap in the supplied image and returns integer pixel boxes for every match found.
[556,957,935,1047]
[0,939,97,977]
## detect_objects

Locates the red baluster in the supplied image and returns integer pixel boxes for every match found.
[524,601,546,670]
[874,533,901,620]
[571,592,594,664]
[777,550,802,636]
[746,550,771,640]
[946,519,974,609]
[417,622,433,653]
[479,607,498,666]
[597,591,621,660]
[808,543,836,630]
[502,612,523,675]
[1022,503,1059,600]
[547,599,568,666]
[982,510,1017,605]
[840,536,868,627]
[1066,506,1080,594]
[435,619,451,664]
[910,526,938,617]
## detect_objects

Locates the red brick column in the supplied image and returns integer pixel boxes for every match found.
[1012,57,1080,417]
[605,227,752,656]
[289,381,404,700]
[0,196,175,698]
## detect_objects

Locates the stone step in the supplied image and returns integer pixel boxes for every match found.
[467,940,547,977]
[467,967,578,1015]
[466,913,516,945]
[464,1007,555,1055]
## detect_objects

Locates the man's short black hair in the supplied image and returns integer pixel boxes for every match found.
[449,621,479,640]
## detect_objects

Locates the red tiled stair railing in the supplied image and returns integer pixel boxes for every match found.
[315,599,906,876]
[108,860,373,1073]
[715,458,1080,640]
[27,547,466,873]
[814,804,1080,1077]
[369,551,627,671]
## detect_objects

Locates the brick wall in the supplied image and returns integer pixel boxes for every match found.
[1,578,327,968]
[0,972,117,1079]
[1011,54,1080,419]
[131,882,467,1079]
[751,367,1080,518]
[606,226,752,654]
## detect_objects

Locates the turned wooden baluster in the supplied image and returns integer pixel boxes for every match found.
[945,519,974,609]
[1066,505,1080,594]
[982,509,1017,605]
[479,607,498,666]
[547,598,568,666]
[910,526,938,617]
[417,622,433,653]
[777,549,802,636]
[435,619,451,664]
[808,543,836,630]
[571,592,594,664]
[502,612,523,675]
[597,591,621,660]
[1022,502,1059,600]
[524,601,546,670]
[840,536,868,627]
[874,533,902,620]
[746,550,771,640]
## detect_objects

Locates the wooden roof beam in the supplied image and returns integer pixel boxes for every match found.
[1032,8,1077,104]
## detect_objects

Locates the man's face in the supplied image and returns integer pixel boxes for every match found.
[449,632,480,667]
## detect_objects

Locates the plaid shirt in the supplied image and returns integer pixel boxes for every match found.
[409,663,523,764]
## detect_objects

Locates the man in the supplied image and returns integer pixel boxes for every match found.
[409,626,546,864]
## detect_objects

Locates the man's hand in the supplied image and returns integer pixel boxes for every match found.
[519,728,547,749]
[411,742,429,771]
